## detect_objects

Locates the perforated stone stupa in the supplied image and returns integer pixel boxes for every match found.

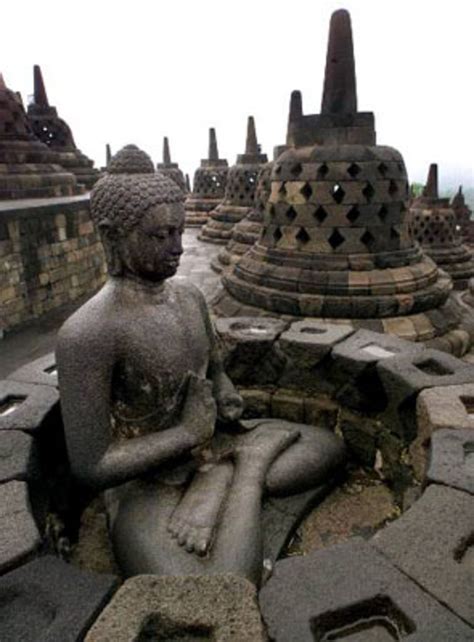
[217,10,470,349]
[409,165,474,290]
[156,137,186,191]
[0,73,79,199]
[27,66,99,189]
[451,185,473,244]
[199,116,267,244]
[185,128,228,227]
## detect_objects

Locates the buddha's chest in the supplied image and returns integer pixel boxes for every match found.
[110,302,210,435]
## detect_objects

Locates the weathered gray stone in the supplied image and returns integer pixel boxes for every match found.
[377,349,474,440]
[279,319,354,368]
[373,484,474,626]
[216,316,288,385]
[0,380,59,434]
[8,352,58,387]
[0,431,39,484]
[0,480,41,573]
[426,429,474,494]
[259,537,473,641]
[85,574,265,641]
[0,555,119,642]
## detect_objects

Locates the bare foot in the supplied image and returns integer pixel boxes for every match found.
[235,425,300,478]
[181,373,217,448]
[168,460,233,556]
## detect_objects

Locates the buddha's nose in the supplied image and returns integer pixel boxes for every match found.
[171,231,183,256]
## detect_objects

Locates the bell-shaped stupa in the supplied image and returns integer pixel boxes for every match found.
[185,128,228,227]
[156,137,186,191]
[218,10,468,348]
[27,65,99,189]
[409,165,474,290]
[0,72,79,199]
[451,185,473,243]
[199,116,267,244]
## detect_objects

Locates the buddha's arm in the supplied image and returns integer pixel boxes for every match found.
[57,328,215,491]
[196,291,243,422]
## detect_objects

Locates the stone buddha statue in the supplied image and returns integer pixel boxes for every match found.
[57,144,345,584]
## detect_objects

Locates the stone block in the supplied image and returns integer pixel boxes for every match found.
[377,350,474,440]
[0,431,39,484]
[239,388,272,418]
[0,481,41,573]
[259,538,473,641]
[85,574,265,642]
[0,555,119,641]
[8,352,58,387]
[279,319,354,368]
[373,485,474,626]
[426,429,474,494]
[216,316,288,385]
[0,381,59,433]
[271,389,305,422]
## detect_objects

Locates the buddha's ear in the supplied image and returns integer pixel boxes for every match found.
[97,217,119,240]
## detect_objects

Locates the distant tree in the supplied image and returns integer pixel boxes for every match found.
[410,182,424,198]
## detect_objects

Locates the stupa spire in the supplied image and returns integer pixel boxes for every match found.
[321,9,357,114]
[209,128,219,161]
[33,65,49,107]
[163,137,171,164]
[289,90,303,121]
[106,144,112,167]
[245,116,258,154]
[423,163,439,199]
[0,73,6,91]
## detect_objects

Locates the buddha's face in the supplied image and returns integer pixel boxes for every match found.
[118,202,185,282]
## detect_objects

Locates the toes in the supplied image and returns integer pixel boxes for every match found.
[196,527,212,556]
[177,525,190,547]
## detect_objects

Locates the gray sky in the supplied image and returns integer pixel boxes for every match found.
[2,0,473,189]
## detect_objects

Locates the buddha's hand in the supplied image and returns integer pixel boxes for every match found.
[215,377,244,423]
[182,373,217,447]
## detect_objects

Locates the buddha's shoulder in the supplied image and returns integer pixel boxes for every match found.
[169,280,206,305]
[57,283,117,346]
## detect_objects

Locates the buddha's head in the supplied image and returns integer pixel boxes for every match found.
[91,145,185,283]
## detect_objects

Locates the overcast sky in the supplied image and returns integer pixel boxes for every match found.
[2,0,473,189]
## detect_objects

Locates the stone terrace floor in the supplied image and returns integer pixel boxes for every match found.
[0,229,222,378]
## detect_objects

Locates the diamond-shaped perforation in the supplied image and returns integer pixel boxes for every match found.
[300,182,312,200]
[378,205,388,222]
[346,206,361,223]
[360,229,375,248]
[286,206,297,222]
[347,163,361,178]
[388,180,398,197]
[378,162,388,177]
[296,227,310,245]
[313,206,328,224]
[328,228,345,250]
[362,182,375,203]
[290,162,303,177]
[332,183,346,204]
[273,227,282,243]
[317,164,329,179]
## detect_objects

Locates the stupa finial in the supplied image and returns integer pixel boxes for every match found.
[289,90,303,121]
[245,116,258,154]
[423,163,439,199]
[0,73,6,91]
[106,144,112,167]
[163,137,171,164]
[209,128,219,161]
[33,65,49,107]
[321,9,357,115]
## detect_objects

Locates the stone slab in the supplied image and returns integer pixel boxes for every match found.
[426,429,474,494]
[0,430,39,484]
[0,380,59,433]
[0,481,41,573]
[279,319,354,367]
[373,484,474,626]
[85,574,265,641]
[8,352,58,387]
[259,537,473,641]
[0,555,119,641]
